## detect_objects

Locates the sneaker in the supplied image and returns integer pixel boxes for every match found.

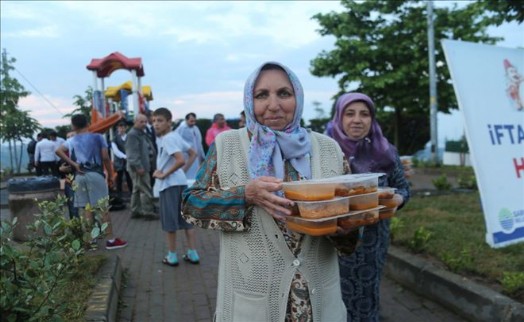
[163,254,179,267]
[183,249,200,264]
[106,238,128,250]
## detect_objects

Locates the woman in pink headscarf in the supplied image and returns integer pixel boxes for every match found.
[205,113,232,147]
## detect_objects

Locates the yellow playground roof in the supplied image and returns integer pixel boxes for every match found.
[105,81,153,101]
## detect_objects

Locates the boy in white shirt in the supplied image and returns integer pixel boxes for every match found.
[152,107,198,266]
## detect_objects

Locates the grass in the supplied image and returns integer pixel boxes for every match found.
[391,191,524,303]
[57,254,107,321]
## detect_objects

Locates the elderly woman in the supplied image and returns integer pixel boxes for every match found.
[328,92,410,321]
[183,62,359,321]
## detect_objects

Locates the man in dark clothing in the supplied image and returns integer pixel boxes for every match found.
[26,134,40,174]
[111,121,133,199]
[125,114,156,219]
[145,110,157,187]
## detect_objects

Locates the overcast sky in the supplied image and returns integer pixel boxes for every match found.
[1,0,522,136]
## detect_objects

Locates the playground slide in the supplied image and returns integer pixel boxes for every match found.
[88,110,124,134]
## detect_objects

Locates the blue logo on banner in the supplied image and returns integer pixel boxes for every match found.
[498,208,514,232]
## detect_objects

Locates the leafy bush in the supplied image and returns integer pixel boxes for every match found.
[0,195,109,321]
[389,217,404,242]
[501,272,524,296]
[409,226,432,253]
[441,248,474,273]
[432,174,452,191]
[457,174,477,190]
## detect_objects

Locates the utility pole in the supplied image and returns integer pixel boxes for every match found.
[427,0,439,164]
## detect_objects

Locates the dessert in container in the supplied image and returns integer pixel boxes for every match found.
[379,206,397,219]
[282,181,336,201]
[338,209,379,229]
[378,187,398,218]
[286,216,338,236]
[349,192,379,210]
[325,173,382,196]
[294,197,350,219]
[282,173,384,200]
[378,187,396,199]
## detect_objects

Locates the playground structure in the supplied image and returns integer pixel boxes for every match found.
[86,52,153,133]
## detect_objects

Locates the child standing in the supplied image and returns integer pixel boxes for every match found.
[152,108,198,266]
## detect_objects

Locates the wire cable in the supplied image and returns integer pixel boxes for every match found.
[12,66,64,116]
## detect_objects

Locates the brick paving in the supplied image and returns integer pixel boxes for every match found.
[0,173,467,322]
[106,204,465,322]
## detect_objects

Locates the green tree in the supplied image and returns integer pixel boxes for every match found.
[65,86,93,123]
[54,125,71,139]
[0,49,41,173]
[473,0,524,25]
[310,0,501,154]
[1,110,41,173]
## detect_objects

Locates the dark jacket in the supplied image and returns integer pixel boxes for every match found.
[125,127,152,173]
[113,134,127,171]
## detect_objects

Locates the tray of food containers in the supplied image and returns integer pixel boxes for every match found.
[281,173,386,236]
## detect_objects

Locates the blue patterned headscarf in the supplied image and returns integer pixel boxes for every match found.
[244,62,311,180]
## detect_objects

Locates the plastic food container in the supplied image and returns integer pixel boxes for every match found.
[338,209,379,229]
[322,173,381,197]
[379,206,397,220]
[349,192,378,210]
[282,181,336,201]
[378,187,396,199]
[295,197,350,219]
[286,216,337,236]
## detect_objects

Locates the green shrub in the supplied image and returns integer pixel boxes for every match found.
[389,217,404,242]
[457,174,477,190]
[409,226,432,253]
[441,248,474,273]
[501,272,524,295]
[432,174,452,191]
[0,195,109,321]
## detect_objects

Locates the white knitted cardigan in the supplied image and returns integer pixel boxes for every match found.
[214,128,347,322]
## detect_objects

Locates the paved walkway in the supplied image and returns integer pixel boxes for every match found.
[106,206,465,322]
[0,172,467,321]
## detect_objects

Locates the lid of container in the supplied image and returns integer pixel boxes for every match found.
[282,172,385,186]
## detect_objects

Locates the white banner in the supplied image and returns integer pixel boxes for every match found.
[442,40,524,248]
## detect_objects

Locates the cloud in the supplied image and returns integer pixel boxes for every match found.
[159,91,243,121]
[17,95,75,128]
[3,26,59,38]
[5,1,341,47]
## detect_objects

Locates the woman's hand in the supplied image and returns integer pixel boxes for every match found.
[245,176,294,221]
[379,193,403,209]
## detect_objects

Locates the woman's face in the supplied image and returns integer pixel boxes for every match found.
[253,69,296,131]
[342,101,372,140]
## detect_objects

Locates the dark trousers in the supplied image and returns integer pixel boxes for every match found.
[64,183,79,219]
[39,161,59,177]
[116,169,133,198]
